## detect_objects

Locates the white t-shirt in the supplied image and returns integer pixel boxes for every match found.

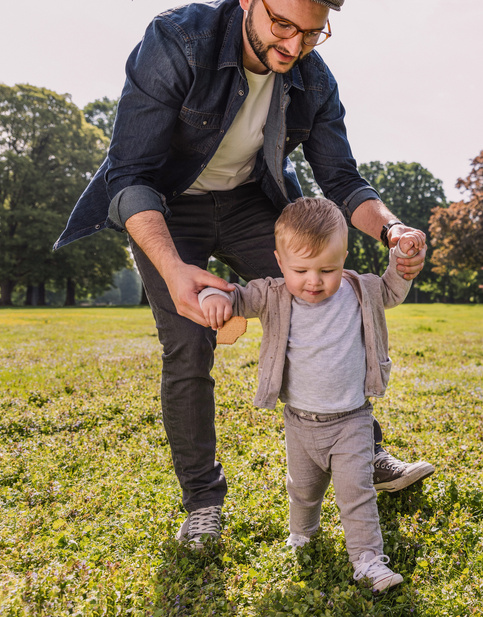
[185,69,275,194]
[280,279,367,414]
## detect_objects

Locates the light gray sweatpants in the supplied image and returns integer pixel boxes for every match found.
[284,403,384,562]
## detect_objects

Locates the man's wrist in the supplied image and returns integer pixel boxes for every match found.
[380,219,404,248]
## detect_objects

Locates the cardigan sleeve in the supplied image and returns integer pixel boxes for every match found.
[198,278,275,319]
[380,243,413,309]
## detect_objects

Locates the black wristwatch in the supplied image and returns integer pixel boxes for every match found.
[380,220,404,248]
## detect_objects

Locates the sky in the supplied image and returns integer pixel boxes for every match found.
[2,0,482,203]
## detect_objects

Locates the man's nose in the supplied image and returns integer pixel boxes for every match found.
[280,32,304,57]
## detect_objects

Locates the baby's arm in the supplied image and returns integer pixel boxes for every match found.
[200,292,233,330]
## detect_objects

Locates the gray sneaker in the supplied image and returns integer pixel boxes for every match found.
[373,451,435,492]
[175,505,222,549]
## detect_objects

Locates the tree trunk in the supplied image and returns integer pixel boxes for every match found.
[0,280,15,306]
[25,285,34,306]
[38,282,46,306]
[64,278,76,306]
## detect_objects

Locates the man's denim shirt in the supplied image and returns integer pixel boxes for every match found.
[54,0,379,249]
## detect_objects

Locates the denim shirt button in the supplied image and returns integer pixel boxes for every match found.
[95,224,101,230]
[238,90,244,96]
[202,121,207,125]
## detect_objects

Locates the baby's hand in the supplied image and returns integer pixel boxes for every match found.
[398,229,426,256]
[201,295,233,330]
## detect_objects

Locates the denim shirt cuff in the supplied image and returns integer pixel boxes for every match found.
[108,185,171,229]
[342,186,381,224]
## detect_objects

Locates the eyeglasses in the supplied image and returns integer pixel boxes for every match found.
[260,0,332,47]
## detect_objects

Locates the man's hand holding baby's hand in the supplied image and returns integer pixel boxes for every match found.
[389,226,427,280]
[397,229,426,256]
[201,295,233,330]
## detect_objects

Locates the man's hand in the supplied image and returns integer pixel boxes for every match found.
[125,210,235,326]
[164,262,235,326]
[388,224,427,281]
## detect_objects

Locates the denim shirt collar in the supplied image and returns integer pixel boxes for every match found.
[218,5,244,72]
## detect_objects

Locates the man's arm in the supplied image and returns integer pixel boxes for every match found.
[125,210,234,326]
[350,199,426,281]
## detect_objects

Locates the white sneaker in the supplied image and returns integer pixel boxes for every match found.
[175,505,222,549]
[353,552,403,592]
[286,533,311,549]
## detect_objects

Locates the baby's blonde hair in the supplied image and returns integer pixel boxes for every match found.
[275,197,348,256]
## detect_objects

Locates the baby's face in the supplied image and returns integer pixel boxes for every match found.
[275,234,347,304]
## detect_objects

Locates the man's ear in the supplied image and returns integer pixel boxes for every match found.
[240,0,251,11]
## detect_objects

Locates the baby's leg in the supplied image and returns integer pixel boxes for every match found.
[330,409,384,563]
[284,406,331,538]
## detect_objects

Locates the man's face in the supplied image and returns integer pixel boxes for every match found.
[241,0,330,74]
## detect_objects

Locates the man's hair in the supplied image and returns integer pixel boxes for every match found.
[275,197,348,256]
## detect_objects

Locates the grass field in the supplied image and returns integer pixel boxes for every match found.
[0,304,482,616]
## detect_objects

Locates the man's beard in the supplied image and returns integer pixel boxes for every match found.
[245,3,304,73]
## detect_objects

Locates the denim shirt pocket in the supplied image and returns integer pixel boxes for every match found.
[176,107,224,155]
[285,128,310,156]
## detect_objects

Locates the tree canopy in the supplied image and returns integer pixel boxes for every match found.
[0,84,128,305]
[429,151,483,275]
[83,97,118,140]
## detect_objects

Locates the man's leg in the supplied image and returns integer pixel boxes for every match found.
[372,417,435,492]
[129,185,284,548]
[130,192,228,518]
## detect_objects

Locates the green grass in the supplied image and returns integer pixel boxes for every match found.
[0,304,482,616]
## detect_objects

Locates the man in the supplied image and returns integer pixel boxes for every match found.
[56,0,434,547]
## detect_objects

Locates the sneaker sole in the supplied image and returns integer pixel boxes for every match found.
[175,531,218,550]
[375,462,435,492]
[373,572,404,593]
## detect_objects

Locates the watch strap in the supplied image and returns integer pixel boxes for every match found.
[380,219,403,248]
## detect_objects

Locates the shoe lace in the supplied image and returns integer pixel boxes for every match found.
[353,554,391,581]
[188,505,222,537]
[373,452,406,472]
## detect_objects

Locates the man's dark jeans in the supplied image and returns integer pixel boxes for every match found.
[130,183,384,511]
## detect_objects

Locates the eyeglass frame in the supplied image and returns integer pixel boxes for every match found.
[259,0,332,47]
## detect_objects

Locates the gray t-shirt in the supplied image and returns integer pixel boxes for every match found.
[280,279,367,414]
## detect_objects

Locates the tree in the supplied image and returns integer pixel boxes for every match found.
[83,97,118,140]
[290,145,321,198]
[347,162,447,302]
[429,151,483,274]
[0,84,128,306]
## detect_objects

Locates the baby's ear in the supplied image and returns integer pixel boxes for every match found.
[274,249,282,271]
